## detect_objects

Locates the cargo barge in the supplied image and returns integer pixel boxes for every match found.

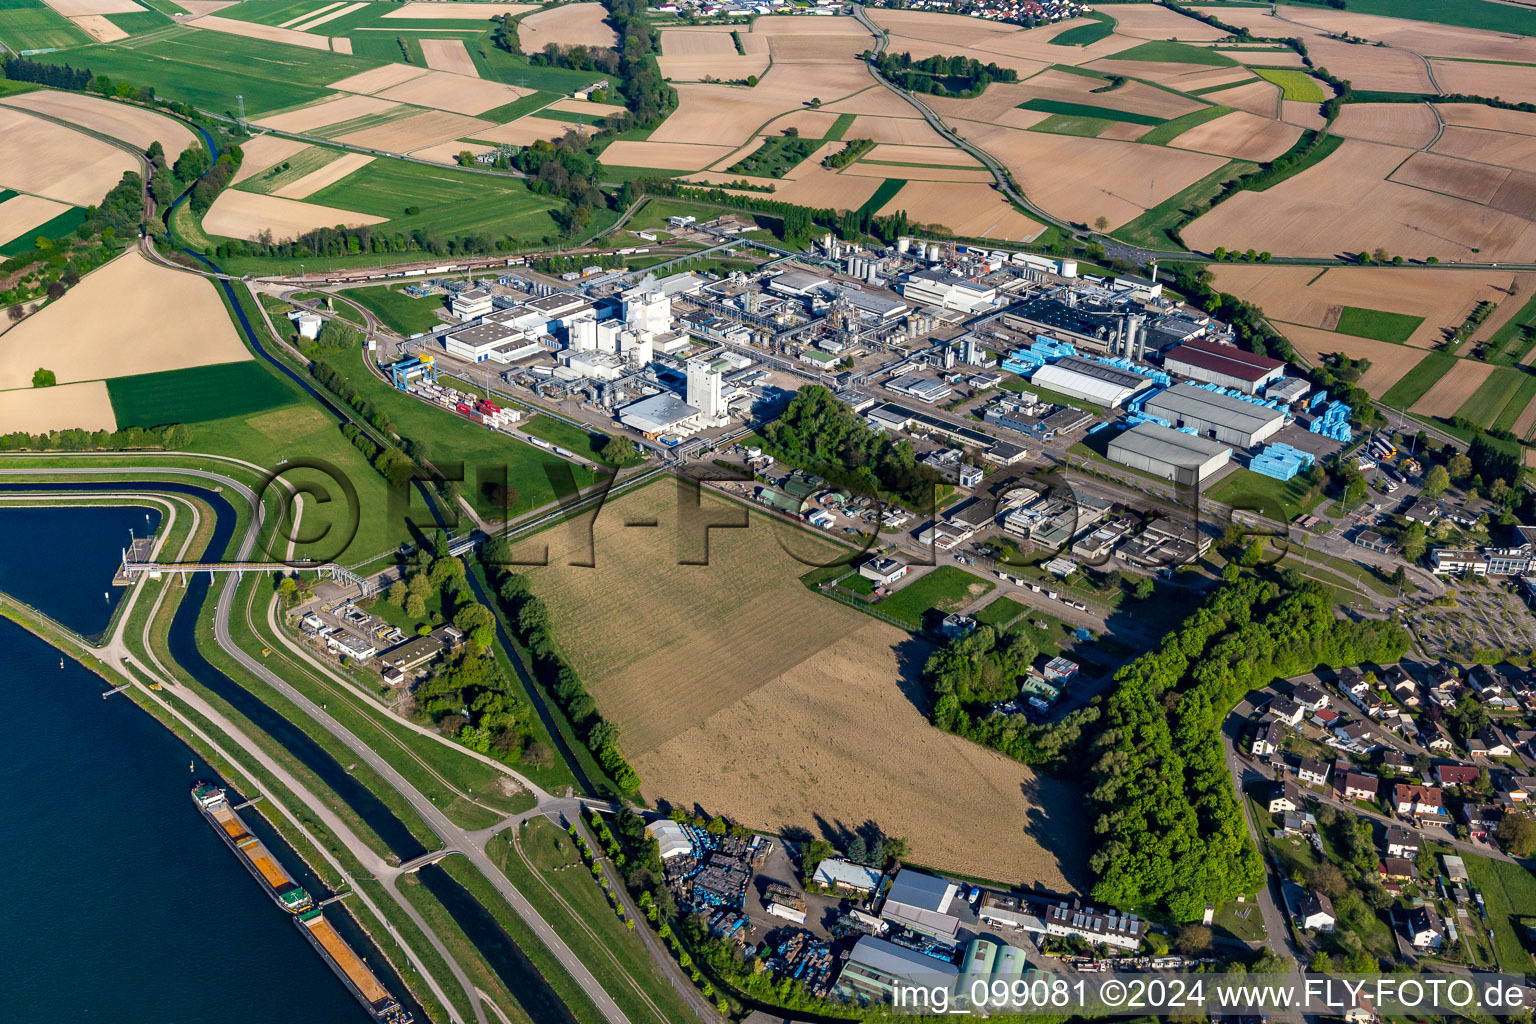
[193,784,414,1024]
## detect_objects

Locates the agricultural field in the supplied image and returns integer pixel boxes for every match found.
[512,481,1086,885]
[0,106,136,207]
[0,88,195,154]
[0,381,118,433]
[106,360,293,425]
[0,251,252,391]
[0,0,91,51]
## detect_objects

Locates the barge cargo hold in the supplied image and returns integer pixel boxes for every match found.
[192,784,414,1024]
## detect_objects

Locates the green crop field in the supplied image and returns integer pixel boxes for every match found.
[107,360,295,426]
[303,158,562,241]
[105,8,173,34]
[1335,305,1425,343]
[0,0,91,50]
[975,595,1027,630]
[1111,40,1237,66]
[1030,113,1119,136]
[1486,292,1536,365]
[1379,351,1458,406]
[1049,9,1115,46]
[1137,105,1232,146]
[1459,366,1536,430]
[1340,0,1536,36]
[0,205,88,257]
[1464,853,1536,972]
[35,27,384,116]
[1254,67,1325,102]
[854,176,907,220]
[1018,98,1164,126]
[220,0,333,25]
[338,284,446,336]
[876,566,994,631]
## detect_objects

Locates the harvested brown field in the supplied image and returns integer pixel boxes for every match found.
[273,151,373,199]
[0,89,195,155]
[1184,138,1536,262]
[411,139,496,164]
[1304,36,1433,93]
[469,114,585,147]
[650,62,869,147]
[1390,151,1509,205]
[1214,48,1306,67]
[279,2,340,28]
[516,481,1085,887]
[660,26,737,55]
[177,0,233,14]
[758,166,878,211]
[759,108,842,138]
[328,63,431,95]
[1332,102,1439,148]
[289,1,364,31]
[1087,59,1250,92]
[956,122,1226,229]
[329,33,349,52]
[0,107,135,206]
[1273,5,1536,64]
[1280,99,1326,130]
[1096,120,1154,141]
[845,162,992,183]
[922,81,1037,124]
[1412,359,1494,417]
[518,2,616,52]
[1216,79,1281,119]
[1432,125,1536,171]
[864,143,979,167]
[382,2,536,17]
[1433,60,1536,105]
[255,93,400,133]
[657,25,770,78]
[0,382,116,433]
[71,14,126,41]
[599,139,734,170]
[188,14,332,49]
[40,0,138,14]
[846,114,947,146]
[877,180,1042,240]
[1210,264,1529,351]
[0,252,249,389]
[335,109,490,151]
[1438,103,1536,136]
[1009,67,1203,120]
[1275,322,1424,396]
[880,29,1048,79]
[868,7,1024,49]
[1170,110,1300,162]
[1490,171,1536,219]
[202,189,385,240]
[823,84,931,118]
[0,194,71,247]
[377,71,529,116]
[547,96,628,117]
[232,134,310,183]
[1111,3,1228,38]
[420,38,478,77]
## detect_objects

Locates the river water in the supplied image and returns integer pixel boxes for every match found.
[0,504,381,1022]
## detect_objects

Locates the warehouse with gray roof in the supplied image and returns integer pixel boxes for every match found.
[1142,382,1286,447]
[1107,422,1231,486]
[1029,356,1151,408]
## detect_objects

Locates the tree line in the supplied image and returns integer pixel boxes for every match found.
[0,423,191,452]
[867,50,1019,98]
[479,541,642,796]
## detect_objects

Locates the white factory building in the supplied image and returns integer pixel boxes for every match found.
[900,269,997,313]
[451,287,493,320]
[618,392,704,438]
[443,323,543,364]
[1143,381,1287,448]
[1030,356,1152,409]
[1107,421,1231,486]
[1163,337,1286,395]
[686,356,727,423]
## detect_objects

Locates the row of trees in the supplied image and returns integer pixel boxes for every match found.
[1089,576,1409,920]
[868,50,1019,98]
[480,540,642,795]
[0,423,191,452]
[759,386,947,509]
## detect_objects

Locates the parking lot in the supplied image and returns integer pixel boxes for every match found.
[1407,582,1536,660]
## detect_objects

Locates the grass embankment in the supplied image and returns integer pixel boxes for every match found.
[1208,467,1325,521]
[488,820,699,1024]
[339,284,448,336]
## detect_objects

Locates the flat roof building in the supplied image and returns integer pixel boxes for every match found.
[1164,337,1285,394]
[1030,356,1150,409]
[812,858,883,896]
[901,269,997,313]
[1107,421,1232,486]
[880,869,959,939]
[618,393,703,437]
[834,936,958,1006]
[1143,381,1286,448]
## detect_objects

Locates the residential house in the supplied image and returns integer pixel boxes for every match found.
[1504,776,1536,803]
[1385,828,1420,858]
[1462,803,1502,840]
[1436,764,1481,789]
[1296,891,1336,932]
[1266,695,1305,727]
[1263,779,1301,814]
[1378,857,1417,882]
[1334,719,1380,752]
[1394,716,1420,744]
[1312,708,1342,729]
[1394,783,1449,825]
[1292,683,1329,712]
[1379,750,1412,776]
[1340,772,1379,802]
[1250,719,1285,759]
[1405,906,1444,949]
[1470,664,1505,699]
[1474,725,1513,758]
[1422,721,1455,752]
[1297,757,1330,787]
[1337,667,1369,697]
